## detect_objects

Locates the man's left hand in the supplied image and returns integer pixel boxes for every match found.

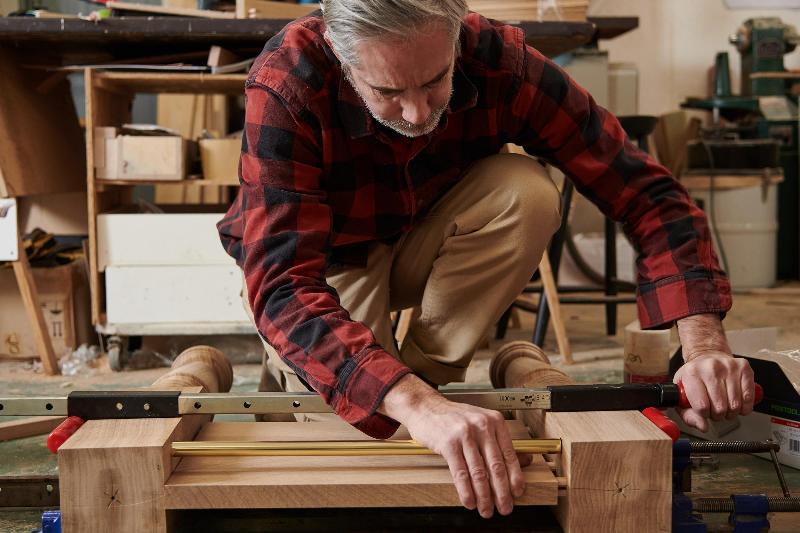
[674,314,756,432]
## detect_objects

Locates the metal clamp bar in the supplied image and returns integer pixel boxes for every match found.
[0,383,684,418]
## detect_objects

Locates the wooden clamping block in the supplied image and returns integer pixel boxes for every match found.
[58,345,233,533]
[58,416,559,533]
[490,341,672,532]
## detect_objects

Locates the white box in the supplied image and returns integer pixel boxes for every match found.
[105,265,249,325]
[97,212,234,271]
[0,198,18,261]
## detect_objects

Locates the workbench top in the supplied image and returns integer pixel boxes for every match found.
[0,16,636,62]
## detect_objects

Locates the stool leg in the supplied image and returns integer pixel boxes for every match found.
[533,180,573,346]
[604,217,618,336]
[495,307,513,340]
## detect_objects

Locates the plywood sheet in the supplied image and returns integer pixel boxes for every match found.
[165,420,558,509]
[0,48,85,198]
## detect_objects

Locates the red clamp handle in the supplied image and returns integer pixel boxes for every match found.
[677,382,763,409]
[642,407,680,441]
[645,383,764,442]
[46,416,85,454]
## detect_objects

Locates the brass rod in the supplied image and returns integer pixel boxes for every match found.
[172,439,562,457]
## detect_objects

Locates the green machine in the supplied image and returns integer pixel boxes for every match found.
[683,17,800,280]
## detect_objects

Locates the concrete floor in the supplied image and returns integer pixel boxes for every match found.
[2,285,800,531]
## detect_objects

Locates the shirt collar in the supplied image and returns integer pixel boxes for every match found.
[336,59,479,140]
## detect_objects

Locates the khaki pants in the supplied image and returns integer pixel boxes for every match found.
[241,153,561,419]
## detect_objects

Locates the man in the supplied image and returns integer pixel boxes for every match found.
[218,0,755,519]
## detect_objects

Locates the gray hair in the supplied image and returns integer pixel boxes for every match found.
[321,0,468,66]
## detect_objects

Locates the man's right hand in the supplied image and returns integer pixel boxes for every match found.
[379,374,527,518]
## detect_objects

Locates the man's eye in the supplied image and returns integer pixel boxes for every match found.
[377,90,400,98]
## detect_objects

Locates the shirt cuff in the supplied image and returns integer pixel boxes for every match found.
[332,347,413,439]
[636,270,732,330]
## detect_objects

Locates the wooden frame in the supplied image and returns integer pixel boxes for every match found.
[58,412,669,532]
[58,417,553,532]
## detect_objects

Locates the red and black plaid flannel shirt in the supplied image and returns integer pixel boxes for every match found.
[218,13,731,438]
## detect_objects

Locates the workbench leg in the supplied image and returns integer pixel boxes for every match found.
[12,232,60,375]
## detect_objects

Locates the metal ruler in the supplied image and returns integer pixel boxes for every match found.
[0,383,682,419]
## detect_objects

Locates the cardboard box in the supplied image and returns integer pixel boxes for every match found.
[669,328,800,470]
[0,261,93,359]
[199,137,241,186]
[94,127,188,181]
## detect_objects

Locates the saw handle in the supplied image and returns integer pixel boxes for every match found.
[47,416,85,454]
[677,382,763,409]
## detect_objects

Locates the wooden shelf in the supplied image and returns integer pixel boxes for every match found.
[96,178,237,187]
[94,71,248,95]
[750,71,800,80]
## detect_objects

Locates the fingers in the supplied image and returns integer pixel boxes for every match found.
[705,377,729,421]
[494,419,525,499]
[677,372,711,419]
[675,371,711,432]
[676,354,759,430]
[740,362,755,416]
[725,375,743,419]
[456,411,520,519]
[677,407,708,433]
[442,446,476,511]
[462,439,494,518]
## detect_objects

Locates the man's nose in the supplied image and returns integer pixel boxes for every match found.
[401,91,431,125]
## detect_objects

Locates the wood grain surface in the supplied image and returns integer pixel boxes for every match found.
[165,420,558,510]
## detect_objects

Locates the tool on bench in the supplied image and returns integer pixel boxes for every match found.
[1,380,720,419]
[0,380,750,453]
[672,438,800,533]
[0,338,760,457]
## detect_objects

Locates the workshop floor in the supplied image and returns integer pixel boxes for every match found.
[2,285,800,532]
